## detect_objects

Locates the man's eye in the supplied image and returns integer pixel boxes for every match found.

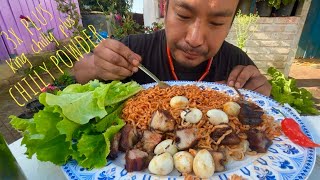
[210,22,224,26]
[177,13,190,20]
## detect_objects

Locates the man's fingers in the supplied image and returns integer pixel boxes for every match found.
[253,83,272,96]
[101,39,142,66]
[227,65,245,87]
[243,75,267,90]
[228,65,260,88]
[95,47,135,72]
[94,56,133,77]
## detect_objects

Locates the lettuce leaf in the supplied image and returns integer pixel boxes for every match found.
[9,80,142,169]
[76,134,109,168]
[105,81,142,106]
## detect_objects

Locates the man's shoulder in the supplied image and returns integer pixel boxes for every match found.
[217,41,254,65]
[127,29,165,42]
[220,41,243,53]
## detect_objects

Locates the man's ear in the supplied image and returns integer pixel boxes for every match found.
[164,0,168,17]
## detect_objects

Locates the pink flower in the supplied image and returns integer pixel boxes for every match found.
[115,14,122,22]
[41,84,58,92]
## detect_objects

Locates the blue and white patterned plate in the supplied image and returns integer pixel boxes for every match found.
[62,81,316,180]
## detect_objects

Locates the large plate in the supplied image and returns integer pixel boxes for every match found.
[62,81,316,180]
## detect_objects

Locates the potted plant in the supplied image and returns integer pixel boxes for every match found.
[238,0,255,15]
[256,0,272,17]
[78,0,129,35]
[274,0,297,16]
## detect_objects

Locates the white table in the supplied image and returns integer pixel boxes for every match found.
[9,116,320,180]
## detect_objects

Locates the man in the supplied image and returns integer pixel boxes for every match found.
[74,0,272,96]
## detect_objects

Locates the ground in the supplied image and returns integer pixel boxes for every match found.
[0,59,319,144]
[289,59,320,110]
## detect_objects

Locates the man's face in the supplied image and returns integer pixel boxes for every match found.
[165,0,239,67]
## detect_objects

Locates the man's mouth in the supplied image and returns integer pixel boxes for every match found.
[181,50,201,60]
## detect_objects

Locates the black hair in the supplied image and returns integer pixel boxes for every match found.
[165,0,240,26]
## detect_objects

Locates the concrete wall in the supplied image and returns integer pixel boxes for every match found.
[226,17,300,75]
[226,1,311,76]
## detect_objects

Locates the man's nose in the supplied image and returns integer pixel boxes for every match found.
[185,19,205,48]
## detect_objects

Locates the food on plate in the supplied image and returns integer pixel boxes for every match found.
[125,149,149,172]
[173,151,194,173]
[207,109,229,125]
[223,102,241,116]
[180,108,203,124]
[118,85,282,177]
[148,152,174,176]
[154,139,178,155]
[193,149,215,178]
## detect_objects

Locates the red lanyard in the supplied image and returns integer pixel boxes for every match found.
[166,46,213,81]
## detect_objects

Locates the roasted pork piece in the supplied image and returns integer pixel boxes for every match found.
[109,133,121,159]
[238,101,264,126]
[246,129,272,153]
[175,128,198,150]
[211,126,241,145]
[150,109,176,132]
[141,131,163,153]
[210,151,227,172]
[119,125,140,152]
[125,149,149,172]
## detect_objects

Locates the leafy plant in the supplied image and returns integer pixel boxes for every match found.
[55,0,82,36]
[234,10,259,50]
[53,72,76,88]
[268,67,320,115]
[144,22,165,34]
[79,0,128,15]
[257,0,296,9]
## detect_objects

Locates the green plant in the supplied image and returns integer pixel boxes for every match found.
[268,67,320,115]
[55,0,82,36]
[144,22,165,34]
[53,72,76,87]
[96,0,142,39]
[79,0,128,15]
[234,10,259,50]
[257,0,296,9]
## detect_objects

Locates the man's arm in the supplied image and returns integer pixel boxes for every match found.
[74,39,141,84]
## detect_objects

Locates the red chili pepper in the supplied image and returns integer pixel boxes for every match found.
[281,118,320,148]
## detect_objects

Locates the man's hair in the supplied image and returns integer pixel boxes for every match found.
[165,0,240,25]
[165,0,241,14]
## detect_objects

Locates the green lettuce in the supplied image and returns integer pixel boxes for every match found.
[9,80,142,168]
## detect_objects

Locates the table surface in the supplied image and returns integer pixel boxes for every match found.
[9,116,320,180]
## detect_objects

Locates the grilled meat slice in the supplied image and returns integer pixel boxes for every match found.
[246,129,272,153]
[119,125,140,152]
[150,109,176,132]
[175,128,198,150]
[141,130,163,153]
[108,133,121,159]
[125,149,149,172]
[210,151,227,172]
[238,101,264,126]
[211,126,241,145]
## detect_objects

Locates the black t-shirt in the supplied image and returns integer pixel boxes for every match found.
[121,29,255,84]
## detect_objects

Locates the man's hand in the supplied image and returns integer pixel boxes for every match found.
[227,65,272,96]
[93,39,141,81]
